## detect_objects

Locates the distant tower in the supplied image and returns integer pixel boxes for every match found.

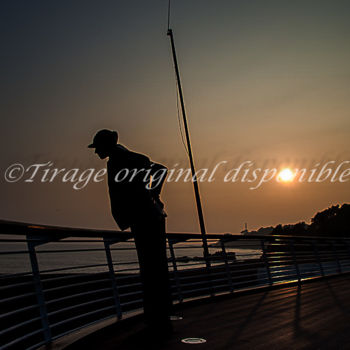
[241,222,248,235]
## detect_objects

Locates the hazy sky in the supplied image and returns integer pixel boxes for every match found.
[1,0,349,233]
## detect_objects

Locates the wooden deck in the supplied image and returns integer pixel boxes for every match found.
[66,274,350,350]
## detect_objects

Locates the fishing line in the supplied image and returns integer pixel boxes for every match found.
[176,80,189,155]
[167,0,171,30]
[168,0,189,155]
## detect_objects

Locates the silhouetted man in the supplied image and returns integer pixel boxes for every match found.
[88,129,172,336]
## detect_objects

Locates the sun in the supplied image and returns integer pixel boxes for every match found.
[277,168,295,183]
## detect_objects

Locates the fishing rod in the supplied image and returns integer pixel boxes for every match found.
[167,2,210,268]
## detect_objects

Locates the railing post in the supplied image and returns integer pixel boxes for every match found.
[331,241,342,274]
[26,235,52,344]
[344,241,350,264]
[168,240,183,303]
[289,240,301,284]
[312,240,324,277]
[206,249,215,298]
[103,238,123,320]
[220,240,234,293]
[260,240,272,286]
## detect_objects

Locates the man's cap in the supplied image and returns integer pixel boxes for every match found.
[88,129,118,148]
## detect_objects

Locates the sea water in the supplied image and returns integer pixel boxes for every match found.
[0,238,261,275]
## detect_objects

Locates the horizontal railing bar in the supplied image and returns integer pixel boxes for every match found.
[180,286,212,296]
[0,271,34,279]
[39,272,108,284]
[0,238,105,243]
[37,247,143,252]
[225,252,262,255]
[177,279,213,288]
[177,273,214,282]
[113,267,140,273]
[48,296,114,317]
[209,277,236,284]
[0,304,38,320]
[0,247,151,254]
[179,273,260,287]
[167,245,206,249]
[0,280,34,291]
[299,271,321,276]
[0,292,37,304]
[46,288,113,305]
[3,219,350,241]
[1,328,44,349]
[229,272,259,280]
[35,263,109,274]
[226,267,264,274]
[27,340,48,350]
[114,274,140,282]
[211,284,232,291]
[36,248,108,253]
[271,279,301,286]
[0,239,134,244]
[292,258,319,263]
[50,305,116,329]
[198,271,227,279]
[43,278,111,293]
[226,261,265,268]
[0,250,30,255]
[111,261,139,266]
[173,262,206,268]
[221,244,263,247]
[119,290,143,298]
[0,316,42,336]
[295,255,318,262]
[270,271,297,278]
[232,278,270,287]
[269,266,296,272]
[268,267,296,273]
[120,299,143,307]
[271,257,316,261]
[331,253,350,257]
[322,267,343,272]
[289,251,320,255]
[269,264,299,270]
[117,282,142,290]
[270,273,298,280]
[254,276,271,282]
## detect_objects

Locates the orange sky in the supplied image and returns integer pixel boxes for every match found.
[1,0,349,233]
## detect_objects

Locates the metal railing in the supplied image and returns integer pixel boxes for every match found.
[1,219,350,349]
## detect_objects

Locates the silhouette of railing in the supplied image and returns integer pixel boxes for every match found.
[1,219,350,349]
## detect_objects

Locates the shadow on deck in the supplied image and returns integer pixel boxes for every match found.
[65,275,350,350]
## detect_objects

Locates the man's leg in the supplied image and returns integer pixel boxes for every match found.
[132,217,172,331]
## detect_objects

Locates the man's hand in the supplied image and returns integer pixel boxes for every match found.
[152,195,167,217]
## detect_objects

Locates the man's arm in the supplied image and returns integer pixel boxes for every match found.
[149,162,168,199]
[107,159,132,230]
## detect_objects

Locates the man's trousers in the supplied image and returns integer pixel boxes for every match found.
[131,216,172,330]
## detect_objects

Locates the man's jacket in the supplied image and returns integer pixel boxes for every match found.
[107,145,167,230]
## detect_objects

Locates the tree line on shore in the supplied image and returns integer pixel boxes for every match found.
[271,203,350,237]
[242,203,350,237]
